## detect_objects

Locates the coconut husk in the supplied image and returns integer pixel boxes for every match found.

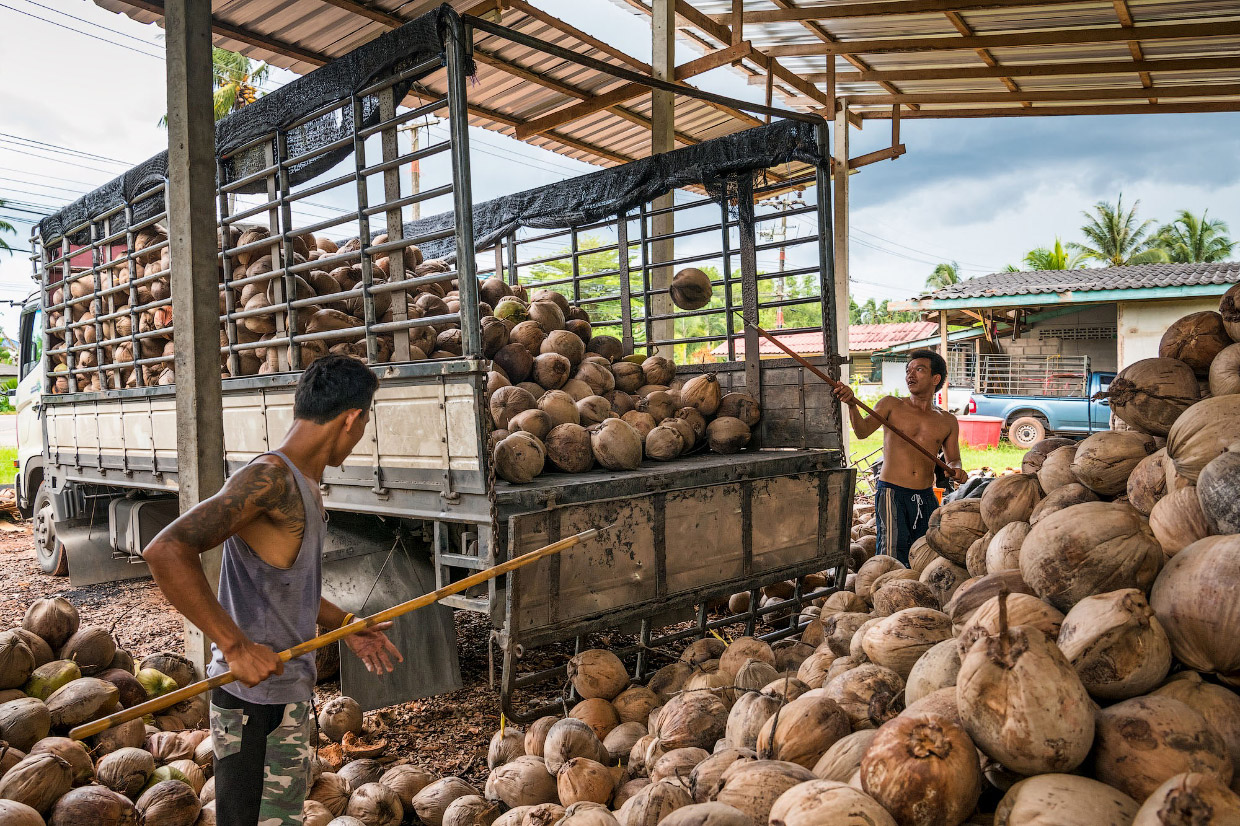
[1149,534,1240,675]
[854,557,905,602]
[995,774,1138,826]
[983,522,1030,573]
[754,691,849,769]
[904,639,961,706]
[347,783,406,826]
[0,634,34,692]
[980,474,1044,532]
[1036,445,1078,493]
[1019,501,1163,612]
[1070,431,1158,495]
[809,729,877,784]
[1167,396,1240,484]
[1021,438,1077,475]
[650,748,707,787]
[0,753,75,815]
[8,630,51,670]
[1102,358,1201,435]
[96,747,155,798]
[687,748,753,804]
[1132,772,1240,826]
[0,697,50,751]
[484,755,557,808]
[871,580,939,617]
[1127,449,1173,516]
[1056,588,1171,701]
[413,778,480,826]
[769,779,895,826]
[660,802,753,826]
[28,736,92,786]
[1149,486,1211,558]
[1159,311,1232,376]
[821,613,871,659]
[859,713,981,826]
[603,722,647,764]
[568,650,629,701]
[957,594,1063,657]
[22,598,79,650]
[711,760,814,826]
[925,500,988,565]
[821,664,904,731]
[338,759,386,790]
[0,800,45,826]
[309,773,350,816]
[1196,440,1240,535]
[653,692,728,752]
[1209,343,1240,397]
[919,557,970,607]
[1154,672,1240,782]
[860,608,953,679]
[544,719,610,775]
[1093,695,1232,801]
[47,785,139,826]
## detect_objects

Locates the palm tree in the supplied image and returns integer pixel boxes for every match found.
[1069,194,1169,266]
[159,48,268,126]
[1023,238,1088,271]
[925,261,962,290]
[1152,210,1235,263]
[0,200,14,254]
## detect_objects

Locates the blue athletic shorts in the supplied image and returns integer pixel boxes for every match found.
[875,480,934,567]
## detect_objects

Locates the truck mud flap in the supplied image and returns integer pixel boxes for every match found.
[61,520,151,587]
[321,515,462,712]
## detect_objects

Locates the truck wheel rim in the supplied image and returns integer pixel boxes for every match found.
[34,503,53,552]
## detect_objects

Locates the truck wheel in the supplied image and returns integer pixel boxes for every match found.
[32,483,67,576]
[1007,416,1046,449]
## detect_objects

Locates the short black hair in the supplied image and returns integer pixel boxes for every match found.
[293,355,379,423]
[908,348,948,392]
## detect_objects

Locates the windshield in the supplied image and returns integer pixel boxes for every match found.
[18,306,42,380]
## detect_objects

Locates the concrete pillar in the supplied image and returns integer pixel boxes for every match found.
[939,311,950,411]
[833,102,850,454]
[165,0,226,673]
[650,0,675,351]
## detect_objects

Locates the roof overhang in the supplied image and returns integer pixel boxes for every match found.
[894,281,1234,313]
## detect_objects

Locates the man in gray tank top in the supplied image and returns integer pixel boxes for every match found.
[144,355,402,826]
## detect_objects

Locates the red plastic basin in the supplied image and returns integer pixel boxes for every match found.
[957,415,1004,448]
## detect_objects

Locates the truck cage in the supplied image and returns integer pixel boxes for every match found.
[30,7,853,717]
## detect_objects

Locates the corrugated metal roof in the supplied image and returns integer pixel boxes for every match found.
[919,261,1240,300]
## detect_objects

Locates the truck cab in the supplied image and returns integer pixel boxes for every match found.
[967,367,1114,449]
[13,293,60,573]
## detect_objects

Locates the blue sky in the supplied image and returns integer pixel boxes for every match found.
[1,0,1238,336]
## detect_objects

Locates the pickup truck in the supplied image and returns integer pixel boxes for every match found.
[966,367,1114,449]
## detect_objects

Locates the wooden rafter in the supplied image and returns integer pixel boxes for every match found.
[855,101,1240,118]
[941,10,1029,108]
[843,82,1240,105]
[1112,0,1156,103]
[118,0,332,66]
[763,20,1240,57]
[779,56,1240,84]
[710,0,1103,23]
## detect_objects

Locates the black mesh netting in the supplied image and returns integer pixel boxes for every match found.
[396,118,824,262]
[38,6,469,247]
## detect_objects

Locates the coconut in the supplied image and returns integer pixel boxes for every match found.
[1198,442,1240,533]
[135,668,177,698]
[1149,534,1240,675]
[768,779,894,826]
[724,692,780,752]
[900,685,962,728]
[318,696,363,743]
[637,391,677,424]
[852,557,902,602]
[22,598,79,650]
[1209,343,1240,397]
[687,748,753,804]
[571,698,620,741]
[510,409,554,442]
[413,778,480,826]
[755,691,849,769]
[339,759,386,790]
[648,662,693,702]
[861,608,953,679]
[984,522,1030,573]
[46,677,118,730]
[97,747,156,799]
[795,653,837,689]
[8,631,50,671]
[669,269,712,311]
[0,633,33,692]
[716,393,760,428]
[919,558,970,607]
[494,432,546,484]
[1132,772,1240,826]
[641,357,675,386]
[645,426,683,461]
[660,802,751,826]
[679,375,721,417]
[379,764,437,811]
[590,419,643,471]
[488,728,525,770]
[604,722,647,763]
[540,331,584,368]
[1149,486,1211,558]
[711,760,814,825]
[925,500,987,566]
[480,277,512,307]
[994,774,1139,826]
[1094,695,1232,801]
[956,594,1063,657]
[309,773,351,816]
[1055,589,1170,701]
[0,752,74,814]
[618,780,691,826]
[494,343,534,384]
[527,300,565,333]
[0,800,44,826]
[47,785,139,826]
[24,660,80,705]
[29,736,92,786]
[957,592,1094,776]
[706,418,749,455]
[1124,449,1172,517]
[733,660,780,692]
[1019,501,1163,612]
[1167,395,1240,483]
[165,760,204,795]
[542,423,594,474]
[904,639,961,707]
[653,692,728,751]
[97,668,147,709]
[980,474,1044,532]
[522,716,559,759]
[1021,438,1077,475]
[304,799,334,826]
[490,386,537,431]
[537,390,579,427]
[1153,673,1240,784]
[531,354,572,391]
[557,759,616,808]
[1104,358,1201,435]
[526,802,569,826]
[719,638,774,676]
[1036,445,1078,493]
[346,783,405,826]
[568,650,628,700]
[965,533,991,578]
[1029,483,1099,527]
[822,664,904,731]
[860,713,981,826]
[88,716,145,757]
[1070,431,1158,495]
[544,719,610,775]
[611,687,658,726]
[1159,311,1232,375]
[821,613,870,659]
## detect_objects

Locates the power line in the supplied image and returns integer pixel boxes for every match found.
[0,177,89,197]
[0,133,133,167]
[0,165,107,188]
[0,2,164,60]
[0,146,124,176]
[14,0,165,49]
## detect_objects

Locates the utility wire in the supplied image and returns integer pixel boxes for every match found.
[0,133,133,166]
[0,2,165,60]
[14,0,166,49]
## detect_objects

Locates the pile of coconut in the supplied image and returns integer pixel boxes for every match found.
[0,597,214,826]
[418,289,1240,826]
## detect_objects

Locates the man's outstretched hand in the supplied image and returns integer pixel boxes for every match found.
[344,620,403,675]
[832,384,856,405]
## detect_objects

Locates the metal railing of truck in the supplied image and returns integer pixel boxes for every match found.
[978,354,1091,397]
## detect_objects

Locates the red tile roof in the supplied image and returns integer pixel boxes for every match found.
[708,322,939,358]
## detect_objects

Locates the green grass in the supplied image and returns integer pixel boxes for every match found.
[0,448,16,485]
[847,432,1027,475]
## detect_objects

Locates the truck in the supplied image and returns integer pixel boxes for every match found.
[964,354,1115,449]
[16,9,852,719]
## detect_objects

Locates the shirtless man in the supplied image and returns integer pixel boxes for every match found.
[833,349,968,566]
[144,355,402,826]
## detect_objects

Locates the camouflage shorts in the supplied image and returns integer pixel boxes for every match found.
[210,695,314,826]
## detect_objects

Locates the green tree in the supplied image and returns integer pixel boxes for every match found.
[851,297,917,324]
[1023,237,1087,271]
[1070,194,1169,266]
[0,201,14,255]
[1152,210,1235,263]
[925,261,962,290]
[159,48,269,126]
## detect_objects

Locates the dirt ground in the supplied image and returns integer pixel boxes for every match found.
[0,525,561,785]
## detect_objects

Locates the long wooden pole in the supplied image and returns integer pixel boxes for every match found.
[71,525,610,741]
[736,314,955,474]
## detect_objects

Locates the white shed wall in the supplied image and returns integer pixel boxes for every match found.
[1117,297,1223,368]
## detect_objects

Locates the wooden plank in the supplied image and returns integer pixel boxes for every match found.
[763,20,1240,56]
[845,82,1240,105]
[784,56,1240,84]
[855,100,1240,117]
[848,143,907,168]
[514,41,754,139]
[315,0,403,27]
[713,0,1105,23]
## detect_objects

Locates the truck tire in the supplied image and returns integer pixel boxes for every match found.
[32,482,67,576]
[1007,415,1046,450]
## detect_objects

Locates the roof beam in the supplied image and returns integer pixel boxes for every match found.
[844,82,1240,105]
[1112,0,1156,103]
[713,0,1101,23]
[514,41,754,139]
[315,0,403,27]
[781,55,1240,84]
[941,9,1028,107]
[855,100,1240,117]
[764,20,1240,56]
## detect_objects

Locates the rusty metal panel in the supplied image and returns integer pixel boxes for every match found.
[751,475,819,574]
[665,484,744,593]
